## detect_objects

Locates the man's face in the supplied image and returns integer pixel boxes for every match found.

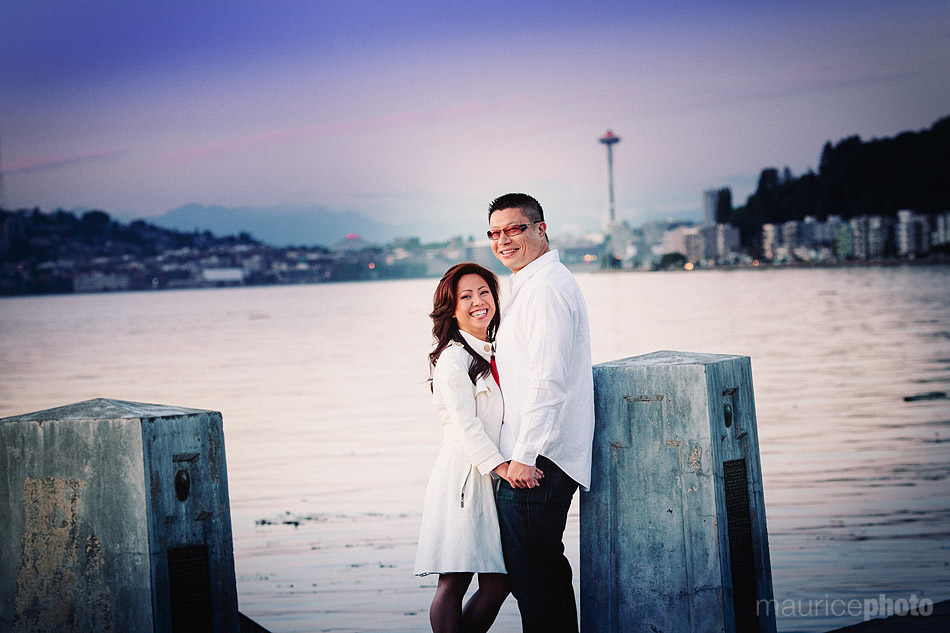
[489,207,548,273]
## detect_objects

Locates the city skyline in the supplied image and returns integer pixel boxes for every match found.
[2,0,949,241]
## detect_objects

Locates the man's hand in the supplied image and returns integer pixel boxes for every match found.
[505,460,544,488]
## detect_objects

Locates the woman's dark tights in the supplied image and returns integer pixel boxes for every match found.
[429,572,509,633]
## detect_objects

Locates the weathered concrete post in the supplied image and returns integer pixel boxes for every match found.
[0,399,239,632]
[580,351,776,633]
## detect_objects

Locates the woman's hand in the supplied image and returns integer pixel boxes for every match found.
[495,461,544,488]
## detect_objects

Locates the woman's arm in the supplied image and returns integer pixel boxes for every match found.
[434,346,506,476]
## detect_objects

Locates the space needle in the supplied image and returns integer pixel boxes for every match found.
[599,130,620,225]
[599,130,621,267]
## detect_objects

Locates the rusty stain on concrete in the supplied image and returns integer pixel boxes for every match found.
[13,477,115,633]
[688,446,703,470]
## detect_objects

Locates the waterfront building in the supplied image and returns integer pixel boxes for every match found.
[640,220,670,251]
[554,232,608,268]
[662,225,713,265]
[602,220,638,268]
[661,225,691,258]
[934,212,950,246]
[73,272,132,293]
[851,216,870,260]
[716,224,741,261]
[896,210,914,257]
[822,215,844,248]
[698,225,717,264]
[782,220,800,251]
[659,221,736,266]
[684,228,704,264]
[897,210,931,257]
[800,216,819,247]
[761,224,782,261]
[869,216,892,259]
[848,215,895,260]
[201,267,245,286]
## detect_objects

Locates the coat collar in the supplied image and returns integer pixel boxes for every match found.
[459,329,493,360]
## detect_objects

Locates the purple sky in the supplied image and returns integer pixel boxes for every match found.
[2,0,949,238]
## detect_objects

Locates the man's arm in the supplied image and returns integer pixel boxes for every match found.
[510,282,576,467]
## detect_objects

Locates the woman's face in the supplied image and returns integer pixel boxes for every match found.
[454,273,496,340]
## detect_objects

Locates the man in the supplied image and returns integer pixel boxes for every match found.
[487,193,595,633]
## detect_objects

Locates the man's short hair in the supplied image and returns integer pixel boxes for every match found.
[488,193,545,223]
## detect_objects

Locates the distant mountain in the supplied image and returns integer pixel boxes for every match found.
[148,204,427,247]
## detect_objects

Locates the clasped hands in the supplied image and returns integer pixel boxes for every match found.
[493,460,544,488]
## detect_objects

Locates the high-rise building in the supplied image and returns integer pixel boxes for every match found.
[702,189,718,227]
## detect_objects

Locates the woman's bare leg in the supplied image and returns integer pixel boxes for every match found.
[430,572,474,633]
[461,573,509,633]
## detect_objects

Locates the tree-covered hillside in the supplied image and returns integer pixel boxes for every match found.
[728,115,950,247]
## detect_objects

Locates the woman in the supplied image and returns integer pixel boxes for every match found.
[414,262,541,633]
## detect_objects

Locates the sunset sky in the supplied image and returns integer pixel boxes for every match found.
[2,0,948,239]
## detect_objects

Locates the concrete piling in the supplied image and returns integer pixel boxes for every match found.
[580,351,776,633]
[0,398,240,632]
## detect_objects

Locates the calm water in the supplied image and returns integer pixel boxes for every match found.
[1,265,948,632]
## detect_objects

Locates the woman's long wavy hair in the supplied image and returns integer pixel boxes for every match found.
[429,262,501,386]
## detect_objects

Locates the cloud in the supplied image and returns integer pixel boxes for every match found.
[3,148,127,175]
[158,97,530,162]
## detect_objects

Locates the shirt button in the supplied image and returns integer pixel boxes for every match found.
[484,344,491,352]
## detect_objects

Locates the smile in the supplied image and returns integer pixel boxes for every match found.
[470,309,489,318]
[498,247,519,256]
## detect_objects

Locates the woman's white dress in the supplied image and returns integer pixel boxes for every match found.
[414,330,506,576]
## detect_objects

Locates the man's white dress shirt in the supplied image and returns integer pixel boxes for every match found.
[495,249,595,491]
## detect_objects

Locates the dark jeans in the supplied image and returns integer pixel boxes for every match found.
[495,455,579,633]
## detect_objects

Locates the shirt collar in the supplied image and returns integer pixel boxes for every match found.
[509,249,560,294]
[459,329,493,359]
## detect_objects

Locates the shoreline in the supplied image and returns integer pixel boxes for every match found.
[1,256,947,299]
[592,254,950,274]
